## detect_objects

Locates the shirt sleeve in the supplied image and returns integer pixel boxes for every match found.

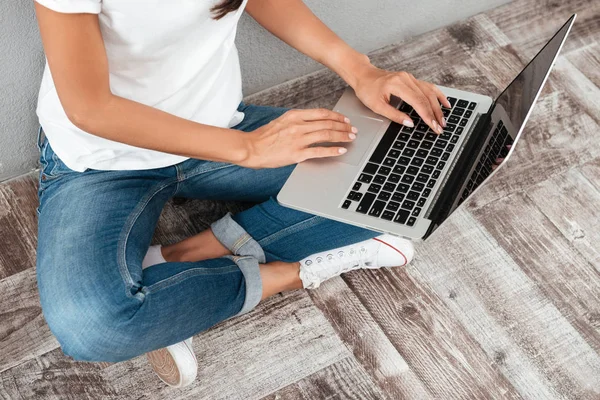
[35,0,101,14]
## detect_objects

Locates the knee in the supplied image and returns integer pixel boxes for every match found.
[40,290,141,362]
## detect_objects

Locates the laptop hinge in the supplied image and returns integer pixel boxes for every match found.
[423,112,492,239]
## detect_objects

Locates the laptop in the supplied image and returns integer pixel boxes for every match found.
[277,15,576,241]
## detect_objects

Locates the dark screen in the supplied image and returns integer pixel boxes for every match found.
[492,15,574,130]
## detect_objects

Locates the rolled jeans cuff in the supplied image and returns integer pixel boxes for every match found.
[211,212,265,315]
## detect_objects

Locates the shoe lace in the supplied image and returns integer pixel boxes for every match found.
[308,245,376,279]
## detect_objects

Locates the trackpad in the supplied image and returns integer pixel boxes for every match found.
[319,115,386,166]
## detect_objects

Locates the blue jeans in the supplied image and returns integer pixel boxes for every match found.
[36,103,377,363]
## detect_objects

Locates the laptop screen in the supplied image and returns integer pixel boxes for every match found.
[492,15,575,134]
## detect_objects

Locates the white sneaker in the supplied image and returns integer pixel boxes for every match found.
[146,337,197,388]
[299,234,414,289]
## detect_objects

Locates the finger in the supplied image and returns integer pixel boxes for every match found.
[372,102,415,128]
[287,108,350,124]
[431,84,452,108]
[495,157,505,164]
[296,120,356,135]
[410,78,445,132]
[302,129,358,147]
[392,83,442,134]
[300,146,348,162]
[420,83,446,128]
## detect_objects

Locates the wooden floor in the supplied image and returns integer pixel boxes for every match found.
[1,0,600,398]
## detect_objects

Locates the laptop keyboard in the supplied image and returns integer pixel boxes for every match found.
[341,97,478,227]
[458,120,513,205]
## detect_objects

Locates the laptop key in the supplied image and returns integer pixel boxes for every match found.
[422,165,434,174]
[407,166,420,175]
[450,135,459,144]
[441,152,450,161]
[402,200,416,210]
[427,179,437,188]
[412,182,425,191]
[457,99,469,108]
[455,127,464,135]
[353,182,362,191]
[388,173,401,183]
[416,173,429,183]
[398,157,410,166]
[368,183,382,193]
[358,174,372,184]
[394,209,410,224]
[444,123,456,133]
[369,123,402,164]
[447,97,457,107]
[383,182,396,192]
[434,140,448,148]
[363,163,379,175]
[387,201,400,211]
[416,149,429,158]
[354,192,363,202]
[396,183,410,193]
[448,115,460,124]
[436,161,446,170]
[389,149,401,158]
[423,188,431,197]
[412,131,425,140]
[378,166,391,175]
[369,200,386,217]
[356,192,376,214]
[420,140,433,150]
[402,148,415,157]
[433,170,441,179]
[407,140,420,149]
[430,148,443,157]
[391,192,404,202]
[459,118,468,127]
[382,211,395,221]
[426,156,439,165]
[384,157,395,167]
[407,191,420,201]
[393,165,406,174]
[468,102,477,110]
[347,191,358,200]
[447,144,455,152]
[425,132,438,141]
[412,207,422,217]
[411,157,424,167]
[407,217,417,226]
[399,133,410,142]
[374,175,386,184]
[392,141,405,150]
[452,107,465,117]
[378,191,391,201]
[464,110,473,118]
[401,175,415,184]
[417,198,426,207]
[342,200,351,209]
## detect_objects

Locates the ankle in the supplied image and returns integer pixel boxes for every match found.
[260,261,302,299]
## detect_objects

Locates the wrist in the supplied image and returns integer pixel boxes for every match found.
[328,47,375,89]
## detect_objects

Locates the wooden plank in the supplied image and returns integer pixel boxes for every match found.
[101,290,349,399]
[0,174,39,280]
[447,14,511,56]
[474,191,600,347]
[415,209,600,399]
[308,277,432,399]
[552,58,600,127]
[0,348,117,400]
[0,268,59,374]
[527,164,600,271]
[566,44,600,89]
[265,357,386,400]
[341,262,520,399]
[488,0,600,58]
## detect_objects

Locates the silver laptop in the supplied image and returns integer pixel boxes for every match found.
[278,15,576,241]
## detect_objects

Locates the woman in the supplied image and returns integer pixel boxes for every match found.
[34,0,449,388]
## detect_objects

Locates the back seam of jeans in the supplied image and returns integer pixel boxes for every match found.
[258,215,324,248]
[117,179,178,300]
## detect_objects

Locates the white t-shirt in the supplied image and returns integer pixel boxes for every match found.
[35,0,248,172]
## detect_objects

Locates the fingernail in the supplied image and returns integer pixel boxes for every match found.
[349,133,356,140]
[338,148,347,154]
[344,117,351,123]
[442,117,447,128]
[432,120,442,134]
[402,119,414,128]
[351,126,358,133]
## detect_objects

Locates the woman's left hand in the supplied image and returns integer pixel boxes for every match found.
[351,65,451,134]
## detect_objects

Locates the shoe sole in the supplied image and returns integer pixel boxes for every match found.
[147,347,182,387]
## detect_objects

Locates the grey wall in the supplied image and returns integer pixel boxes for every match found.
[0,0,510,182]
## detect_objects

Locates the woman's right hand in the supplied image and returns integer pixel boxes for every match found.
[240,108,357,169]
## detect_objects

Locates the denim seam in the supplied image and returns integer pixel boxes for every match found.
[118,180,178,300]
[180,163,237,182]
[143,264,240,294]
[258,215,324,248]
